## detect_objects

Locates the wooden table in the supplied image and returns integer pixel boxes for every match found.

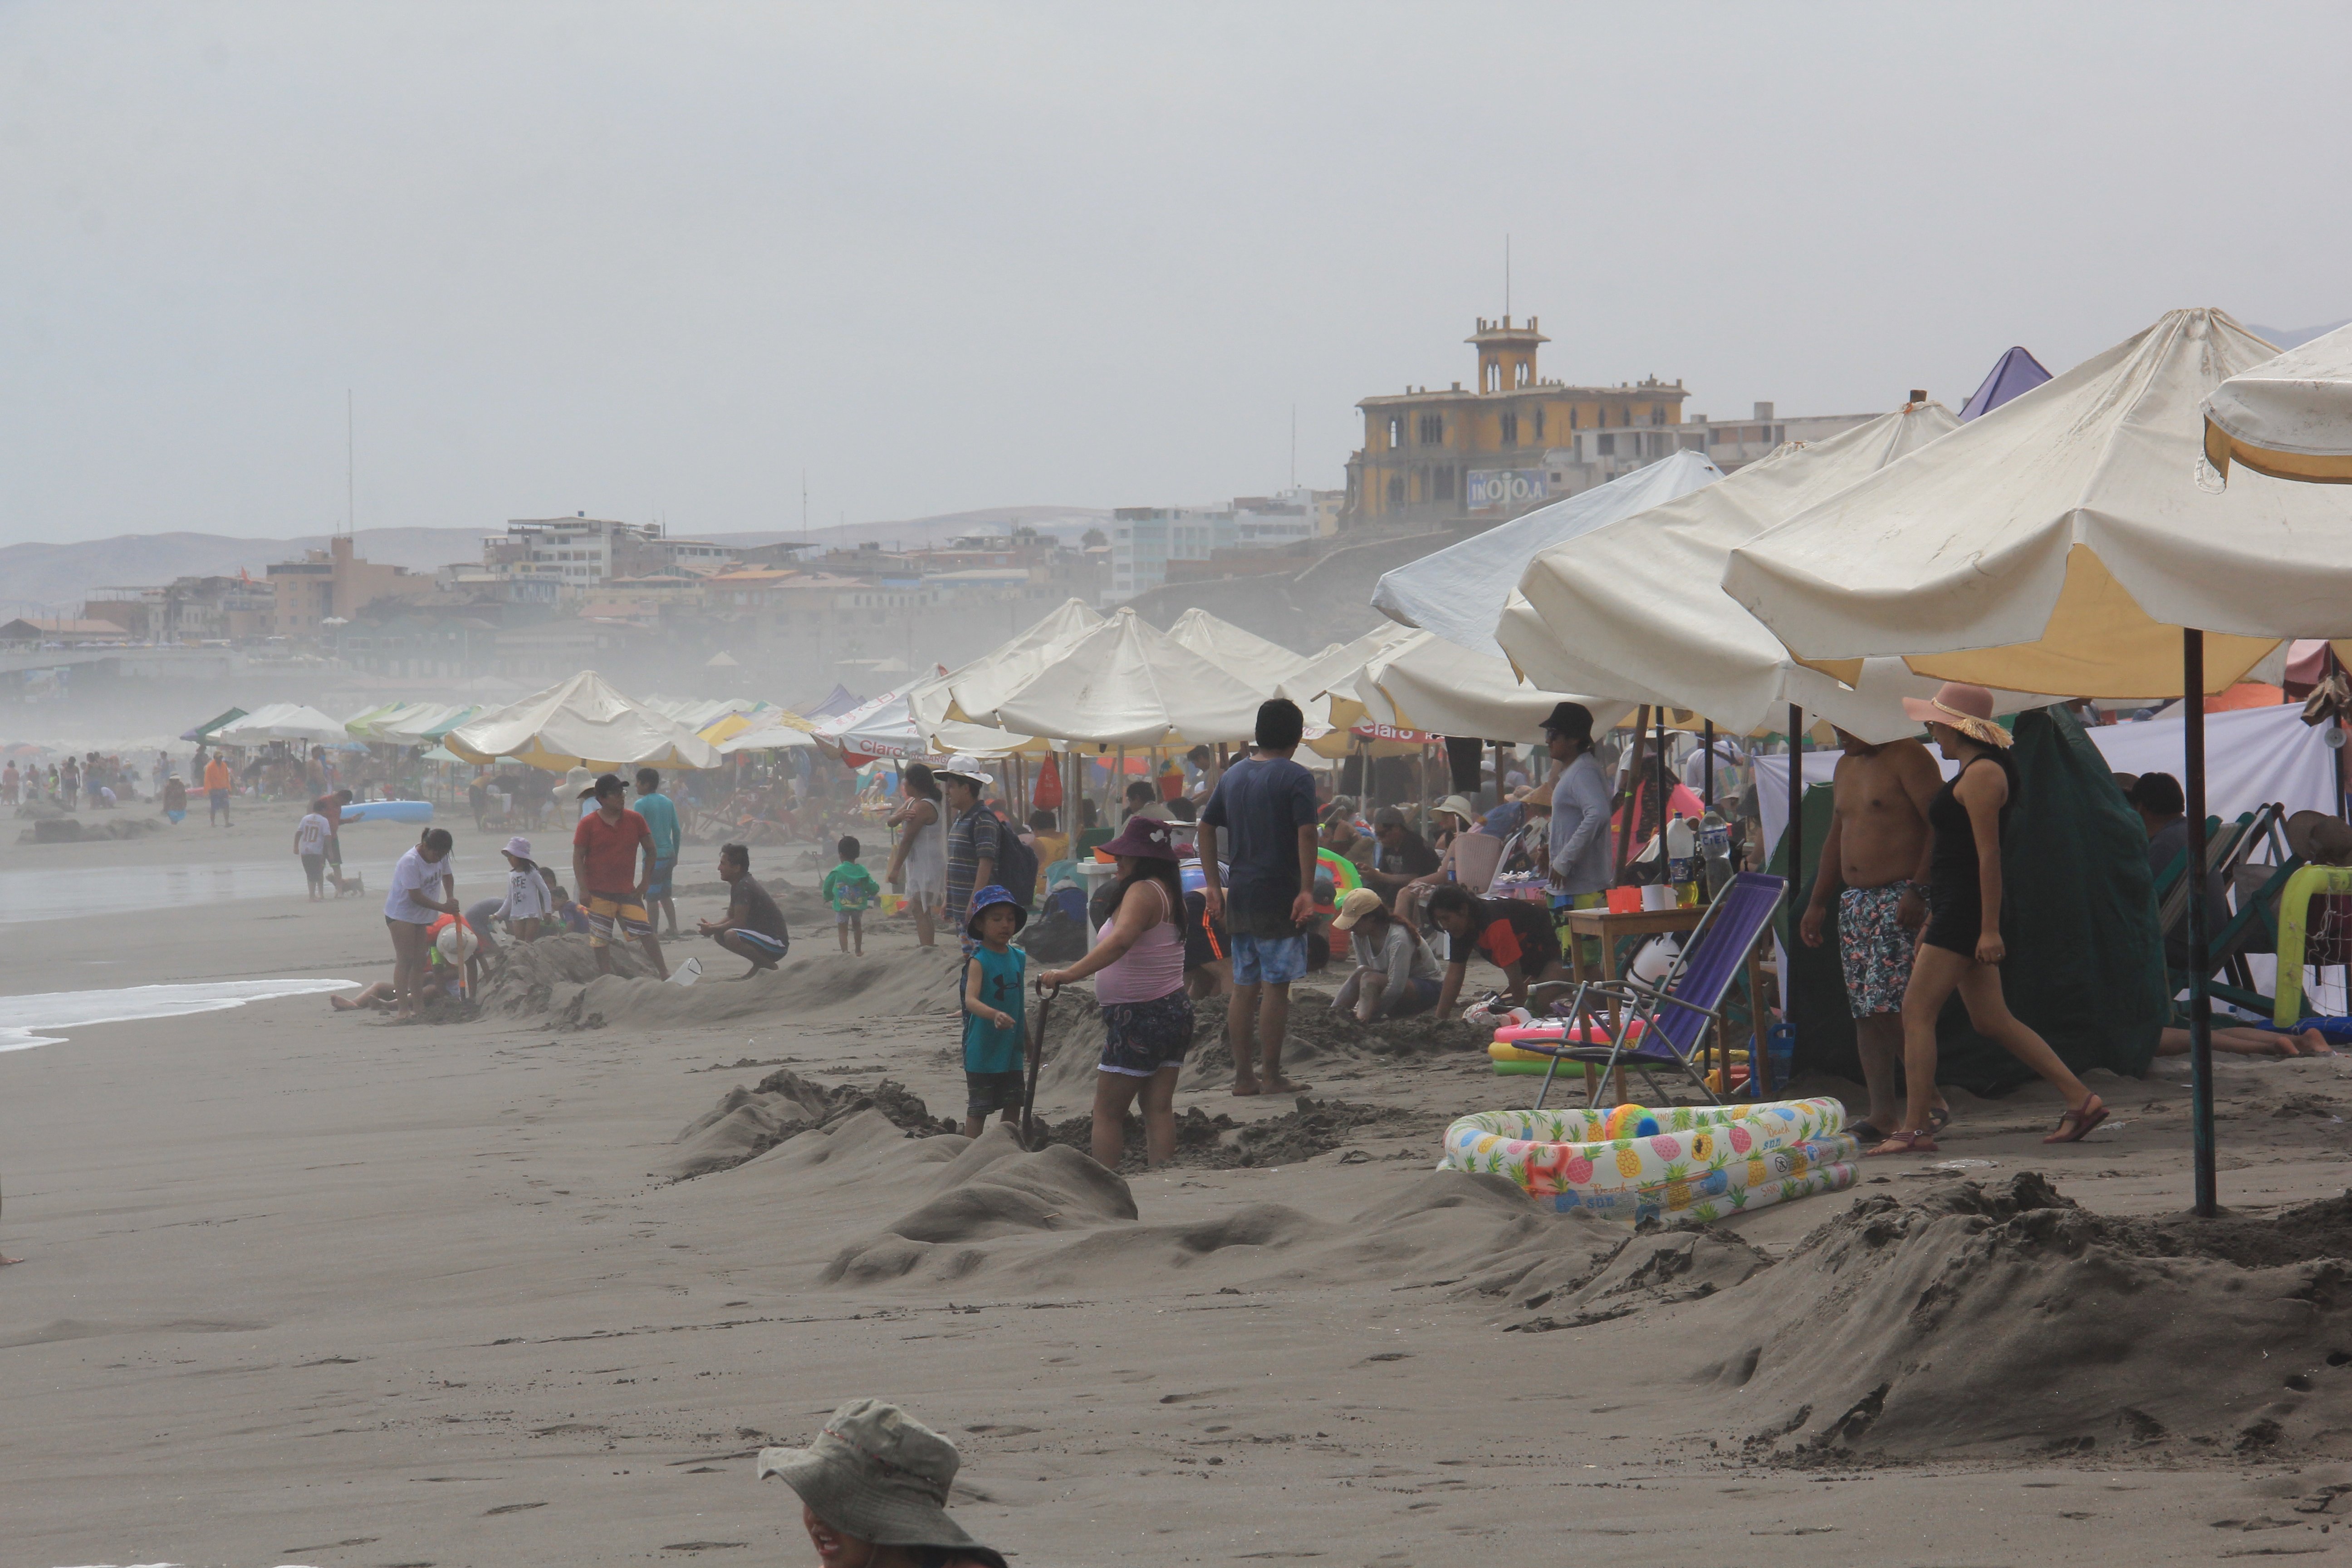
[1558,905,1774,1104]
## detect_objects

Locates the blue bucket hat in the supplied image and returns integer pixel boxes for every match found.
[964,884,1029,938]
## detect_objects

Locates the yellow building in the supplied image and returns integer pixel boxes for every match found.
[267,535,436,638]
[1343,316,1689,525]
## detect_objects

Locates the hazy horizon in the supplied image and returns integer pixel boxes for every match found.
[5,1,2347,547]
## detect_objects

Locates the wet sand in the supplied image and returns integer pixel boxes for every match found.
[9,802,2352,1566]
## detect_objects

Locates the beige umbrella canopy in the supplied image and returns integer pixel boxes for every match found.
[1499,399,2056,742]
[2204,320,2352,485]
[922,597,1105,729]
[443,671,721,770]
[983,607,1266,746]
[1164,607,1311,692]
[1724,309,2352,697]
[1348,627,1631,742]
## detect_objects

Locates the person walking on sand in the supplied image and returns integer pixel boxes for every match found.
[572,772,669,980]
[1198,698,1318,1097]
[881,761,946,948]
[632,767,684,941]
[294,804,332,901]
[822,834,880,955]
[698,842,790,976]
[203,752,233,825]
[1798,726,1952,1146]
[383,827,461,1019]
[1035,816,1195,1168]
[1871,684,2107,1155]
[160,772,187,825]
[758,1398,1009,1568]
[1543,702,1614,967]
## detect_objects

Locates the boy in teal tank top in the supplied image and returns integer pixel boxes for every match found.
[961,885,1029,1138]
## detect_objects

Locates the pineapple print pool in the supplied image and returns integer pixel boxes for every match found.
[1438,1098,1860,1225]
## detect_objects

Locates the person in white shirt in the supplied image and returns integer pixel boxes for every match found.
[383,828,461,1019]
[464,835,557,945]
[294,810,332,902]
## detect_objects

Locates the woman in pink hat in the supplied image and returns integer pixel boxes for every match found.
[1871,683,2106,1153]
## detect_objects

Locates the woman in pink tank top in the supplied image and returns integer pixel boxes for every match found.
[1034,816,1195,1170]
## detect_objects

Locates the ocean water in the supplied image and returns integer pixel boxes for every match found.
[0,859,496,925]
[0,979,358,1052]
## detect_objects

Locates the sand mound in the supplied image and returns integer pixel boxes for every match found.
[663,1066,957,1180]
[20,815,164,843]
[1690,1173,2352,1461]
[1034,1095,1439,1172]
[490,940,965,1028]
[820,1127,1142,1285]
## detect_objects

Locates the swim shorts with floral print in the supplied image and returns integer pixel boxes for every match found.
[1838,881,1920,1018]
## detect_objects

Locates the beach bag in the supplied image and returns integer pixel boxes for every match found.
[984,808,1038,911]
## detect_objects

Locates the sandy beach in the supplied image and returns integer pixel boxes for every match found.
[10,803,2352,1567]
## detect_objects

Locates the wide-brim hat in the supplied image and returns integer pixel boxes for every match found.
[758,1399,995,1559]
[503,836,533,860]
[1099,815,1181,861]
[1901,682,2012,749]
[932,752,994,790]
[2288,809,2352,867]
[1434,794,1477,826]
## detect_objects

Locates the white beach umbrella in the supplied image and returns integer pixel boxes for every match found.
[2203,319,2352,485]
[443,670,721,770]
[984,607,1265,746]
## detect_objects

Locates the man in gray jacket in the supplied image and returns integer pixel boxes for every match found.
[1544,702,1614,908]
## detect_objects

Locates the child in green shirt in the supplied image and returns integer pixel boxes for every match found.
[820,835,882,955]
[961,885,1029,1138]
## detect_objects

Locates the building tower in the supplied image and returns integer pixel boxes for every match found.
[1469,316,1548,393]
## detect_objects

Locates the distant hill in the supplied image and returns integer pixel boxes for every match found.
[0,506,1111,616]
[2248,318,2350,350]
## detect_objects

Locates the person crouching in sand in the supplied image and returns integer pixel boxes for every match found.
[759,1398,1007,1568]
[699,842,792,977]
[382,827,461,1019]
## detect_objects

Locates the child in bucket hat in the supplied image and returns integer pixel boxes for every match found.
[760,1397,1007,1567]
[960,886,1029,1138]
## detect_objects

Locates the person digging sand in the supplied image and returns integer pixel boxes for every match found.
[759,1398,1008,1568]
[699,842,791,977]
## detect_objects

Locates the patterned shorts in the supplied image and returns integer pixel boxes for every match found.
[584,893,655,948]
[1838,882,1919,1018]
[1099,990,1197,1078]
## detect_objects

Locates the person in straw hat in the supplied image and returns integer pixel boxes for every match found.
[1871,683,2108,1154]
[760,1397,1007,1568]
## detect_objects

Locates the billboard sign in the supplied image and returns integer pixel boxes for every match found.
[1468,468,1548,511]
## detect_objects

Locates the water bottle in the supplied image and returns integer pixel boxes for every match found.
[1665,815,1697,904]
[1699,810,1734,896]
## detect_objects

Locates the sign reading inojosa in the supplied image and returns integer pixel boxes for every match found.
[1468,468,1548,510]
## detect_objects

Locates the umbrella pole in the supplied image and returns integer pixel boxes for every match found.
[1654,705,1668,835]
[1774,702,1803,1102]
[1616,706,1648,876]
[1416,745,1429,840]
[2185,630,2216,1217]
[1702,719,1715,815]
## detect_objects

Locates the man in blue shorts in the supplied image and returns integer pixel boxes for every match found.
[1199,698,1319,1096]
[633,767,684,940]
[699,841,791,978]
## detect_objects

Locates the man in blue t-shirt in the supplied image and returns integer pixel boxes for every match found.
[1199,698,1320,1097]
[632,768,685,940]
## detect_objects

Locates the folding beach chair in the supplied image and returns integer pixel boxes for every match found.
[1524,871,1788,1110]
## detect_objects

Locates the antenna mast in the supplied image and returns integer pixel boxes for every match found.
[1504,235,1511,318]
[346,388,354,536]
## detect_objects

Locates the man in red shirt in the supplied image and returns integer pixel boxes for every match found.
[572,773,669,979]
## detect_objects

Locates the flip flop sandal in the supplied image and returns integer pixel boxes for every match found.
[2043,1097,2109,1144]
[1847,1120,1889,1146]
[1864,1128,1940,1156]
[1929,1107,1952,1135]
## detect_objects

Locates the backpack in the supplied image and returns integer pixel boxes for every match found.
[987,809,1039,911]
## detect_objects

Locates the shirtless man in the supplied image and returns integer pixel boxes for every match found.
[1798,728,1949,1142]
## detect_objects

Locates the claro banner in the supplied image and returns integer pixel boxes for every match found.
[1466,468,1548,511]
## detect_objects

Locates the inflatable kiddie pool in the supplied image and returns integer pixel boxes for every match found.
[338,799,434,825]
[1440,1098,1858,1224]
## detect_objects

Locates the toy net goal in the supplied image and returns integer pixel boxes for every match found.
[2272,865,2352,1025]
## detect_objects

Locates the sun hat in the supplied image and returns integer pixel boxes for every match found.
[1900,682,2013,749]
[502,835,533,860]
[1540,701,1595,741]
[964,883,1030,937]
[1330,886,1387,931]
[758,1398,1000,1562]
[2287,810,2352,867]
[578,770,625,799]
[1434,794,1477,826]
[1098,814,1180,861]
[932,752,994,790]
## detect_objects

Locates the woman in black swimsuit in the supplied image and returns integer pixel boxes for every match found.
[1869,684,2107,1155]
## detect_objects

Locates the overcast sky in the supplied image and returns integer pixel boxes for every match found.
[4,2,2347,546]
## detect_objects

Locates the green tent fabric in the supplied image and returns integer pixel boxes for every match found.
[1780,706,2166,1096]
